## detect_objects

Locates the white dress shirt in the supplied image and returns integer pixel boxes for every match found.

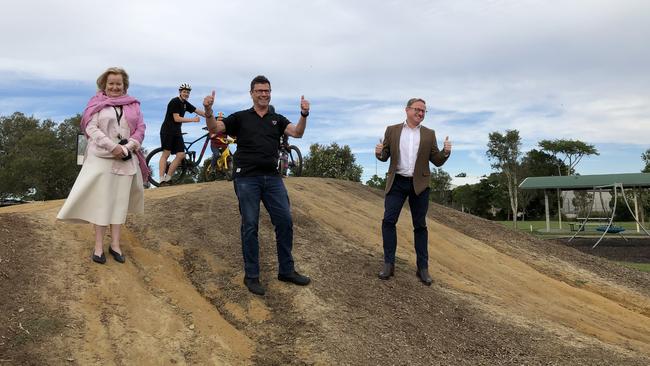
[396,121,421,177]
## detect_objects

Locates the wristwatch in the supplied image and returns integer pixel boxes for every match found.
[300,110,309,117]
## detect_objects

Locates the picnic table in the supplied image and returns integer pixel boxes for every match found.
[569,218,610,232]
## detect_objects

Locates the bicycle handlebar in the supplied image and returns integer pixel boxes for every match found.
[216,136,236,144]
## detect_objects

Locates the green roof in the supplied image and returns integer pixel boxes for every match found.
[519,173,650,190]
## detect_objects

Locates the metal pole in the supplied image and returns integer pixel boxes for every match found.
[569,188,595,243]
[558,189,563,230]
[593,185,617,248]
[545,190,550,232]
[620,185,650,236]
[634,190,640,233]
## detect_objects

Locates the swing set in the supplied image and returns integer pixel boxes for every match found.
[568,183,650,248]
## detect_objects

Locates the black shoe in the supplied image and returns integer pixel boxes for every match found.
[92,252,106,264]
[378,263,395,280]
[244,277,266,295]
[278,271,311,286]
[416,267,432,286]
[109,247,126,263]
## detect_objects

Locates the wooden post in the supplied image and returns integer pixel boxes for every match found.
[545,190,551,232]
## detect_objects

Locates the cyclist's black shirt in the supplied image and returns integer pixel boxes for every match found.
[223,107,290,177]
[160,97,196,136]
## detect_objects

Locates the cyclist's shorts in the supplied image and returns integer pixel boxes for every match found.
[160,134,185,154]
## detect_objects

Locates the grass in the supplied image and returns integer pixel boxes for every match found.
[497,220,650,237]
[496,221,650,273]
[618,262,650,273]
[10,316,65,347]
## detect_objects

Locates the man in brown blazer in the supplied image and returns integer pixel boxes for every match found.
[375,98,451,286]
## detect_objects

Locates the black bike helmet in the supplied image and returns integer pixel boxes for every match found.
[179,83,192,91]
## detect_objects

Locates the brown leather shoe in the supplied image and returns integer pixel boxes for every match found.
[378,263,395,280]
[416,267,432,286]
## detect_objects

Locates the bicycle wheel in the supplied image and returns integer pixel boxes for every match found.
[145,147,187,187]
[203,161,217,182]
[224,155,234,181]
[287,145,303,177]
[278,151,288,177]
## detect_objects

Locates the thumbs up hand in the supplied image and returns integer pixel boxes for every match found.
[443,136,452,154]
[300,95,310,113]
[203,90,216,110]
[375,138,384,156]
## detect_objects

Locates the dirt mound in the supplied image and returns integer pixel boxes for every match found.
[1,178,649,365]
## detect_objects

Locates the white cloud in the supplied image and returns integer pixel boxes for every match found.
[2,0,649,177]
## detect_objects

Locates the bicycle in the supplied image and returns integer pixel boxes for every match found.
[278,134,303,177]
[145,128,235,187]
[204,135,236,182]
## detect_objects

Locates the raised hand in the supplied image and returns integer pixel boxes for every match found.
[203,90,215,110]
[375,138,384,155]
[300,95,310,112]
[443,136,452,154]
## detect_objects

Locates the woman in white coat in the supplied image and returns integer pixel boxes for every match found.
[57,67,149,264]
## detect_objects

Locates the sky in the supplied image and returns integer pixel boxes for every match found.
[1,0,649,185]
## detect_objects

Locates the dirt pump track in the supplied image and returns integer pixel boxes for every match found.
[1,178,650,365]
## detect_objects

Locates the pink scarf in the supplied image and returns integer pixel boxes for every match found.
[81,92,150,183]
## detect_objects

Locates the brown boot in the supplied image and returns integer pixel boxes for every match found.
[378,263,395,280]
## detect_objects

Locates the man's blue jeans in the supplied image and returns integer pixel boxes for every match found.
[381,174,430,269]
[234,175,294,278]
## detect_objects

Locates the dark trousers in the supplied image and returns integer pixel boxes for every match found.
[382,174,430,269]
[233,175,295,278]
[210,145,221,170]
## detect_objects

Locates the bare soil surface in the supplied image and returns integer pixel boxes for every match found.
[562,237,650,263]
[1,178,649,365]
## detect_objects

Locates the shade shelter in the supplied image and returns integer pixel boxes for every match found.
[518,173,650,235]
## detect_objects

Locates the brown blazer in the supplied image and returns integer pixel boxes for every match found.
[376,122,449,196]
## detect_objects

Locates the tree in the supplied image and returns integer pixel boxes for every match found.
[638,149,650,223]
[366,174,386,190]
[520,149,565,178]
[452,184,477,214]
[484,173,511,219]
[451,174,503,218]
[302,143,363,182]
[0,112,81,200]
[572,191,593,218]
[486,130,522,228]
[518,149,566,219]
[429,168,451,204]
[538,139,598,228]
[642,149,650,173]
[538,139,599,176]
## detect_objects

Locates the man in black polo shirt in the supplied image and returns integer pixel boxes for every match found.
[203,75,310,296]
[158,83,207,184]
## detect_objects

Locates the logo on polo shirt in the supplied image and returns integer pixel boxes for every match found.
[272,120,277,126]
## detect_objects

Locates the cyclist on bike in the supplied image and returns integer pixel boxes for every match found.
[208,129,230,171]
[158,83,207,185]
[209,105,273,172]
